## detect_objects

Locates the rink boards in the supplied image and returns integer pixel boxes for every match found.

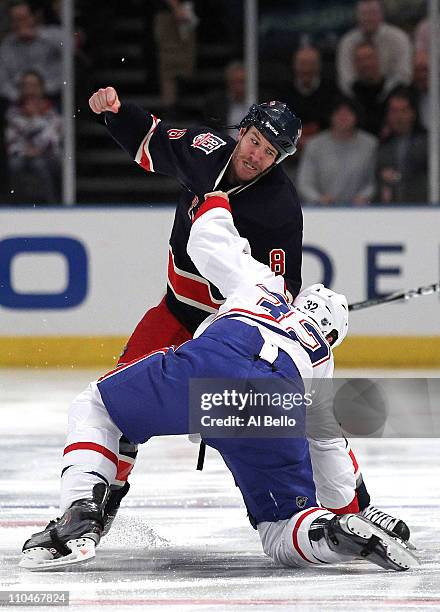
[0,206,439,367]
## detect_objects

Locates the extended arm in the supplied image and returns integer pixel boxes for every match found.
[89,86,158,159]
[187,193,285,299]
[89,86,221,186]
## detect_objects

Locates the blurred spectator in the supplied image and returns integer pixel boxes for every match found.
[153,0,198,110]
[414,16,440,55]
[0,1,62,104]
[0,5,8,42]
[376,91,427,203]
[297,97,377,205]
[275,46,341,148]
[37,0,92,108]
[33,0,61,25]
[337,0,412,96]
[409,50,430,131]
[0,97,9,202]
[351,41,402,136]
[202,61,247,138]
[6,70,62,204]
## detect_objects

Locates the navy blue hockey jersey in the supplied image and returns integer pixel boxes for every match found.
[104,104,303,333]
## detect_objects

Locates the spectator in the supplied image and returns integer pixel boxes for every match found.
[297,97,378,205]
[37,0,92,108]
[0,5,8,42]
[409,50,430,131]
[0,97,9,202]
[351,41,402,136]
[376,91,427,204]
[0,1,62,104]
[414,16,440,55]
[202,61,247,139]
[275,46,341,148]
[337,0,412,96]
[6,70,62,204]
[153,0,198,111]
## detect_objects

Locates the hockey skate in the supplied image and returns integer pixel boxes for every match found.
[311,513,418,571]
[19,483,109,571]
[360,505,410,542]
[102,482,130,536]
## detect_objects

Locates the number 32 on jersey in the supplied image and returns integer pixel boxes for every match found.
[258,286,330,367]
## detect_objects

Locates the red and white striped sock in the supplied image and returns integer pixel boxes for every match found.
[258,507,348,567]
[60,382,122,512]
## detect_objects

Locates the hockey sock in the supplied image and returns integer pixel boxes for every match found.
[114,436,138,488]
[258,507,344,567]
[60,382,122,512]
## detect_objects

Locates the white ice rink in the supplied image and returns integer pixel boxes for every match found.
[1,368,440,611]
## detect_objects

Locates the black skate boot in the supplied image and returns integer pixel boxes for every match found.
[310,513,418,571]
[360,505,410,541]
[19,483,109,571]
[102,482,130,536]
[100,434,136,537]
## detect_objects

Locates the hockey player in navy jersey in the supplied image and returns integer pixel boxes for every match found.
[89,87,303,351]
[20,192,417,572]
[88,87,409,541]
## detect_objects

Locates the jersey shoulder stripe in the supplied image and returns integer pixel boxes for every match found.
[167,247,225,313]
[134,115,161,171]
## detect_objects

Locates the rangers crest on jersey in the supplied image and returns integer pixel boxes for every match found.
[167,128,187,139]
[191,133,226,155]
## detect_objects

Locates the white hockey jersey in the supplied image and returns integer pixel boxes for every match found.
[187,195,333,386]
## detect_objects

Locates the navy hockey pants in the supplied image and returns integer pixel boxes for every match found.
[98,319,317,525]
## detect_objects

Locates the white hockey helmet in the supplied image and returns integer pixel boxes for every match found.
[293,283,349,348]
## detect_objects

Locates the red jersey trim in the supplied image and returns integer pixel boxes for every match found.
[167,247,225,313]
[99,347,170,382]
[135,115,160,172]
[193,196,231,223]
[213,307,279,324]
[324,494,360,515]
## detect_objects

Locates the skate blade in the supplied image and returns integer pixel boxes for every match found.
[345,515,419,571]
[19,538,96,571]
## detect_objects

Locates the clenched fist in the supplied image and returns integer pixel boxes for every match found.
[204,191,229,202]
[89,87,121,114]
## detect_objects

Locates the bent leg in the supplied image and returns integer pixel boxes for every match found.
[61,343,195,517]
[113,297,192,498]
[61,382,122,512]
[207,436,317,525]
[257,507,417,571]
[258,508,343,567]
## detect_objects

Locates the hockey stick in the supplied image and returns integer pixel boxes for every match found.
[348,282,440,312]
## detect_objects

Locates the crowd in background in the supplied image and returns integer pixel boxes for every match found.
[0,0,437,205]
[0,0,89,203]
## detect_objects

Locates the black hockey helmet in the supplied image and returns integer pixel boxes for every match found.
[239,101,302,163]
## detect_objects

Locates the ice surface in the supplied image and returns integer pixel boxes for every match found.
[1,369,439,611]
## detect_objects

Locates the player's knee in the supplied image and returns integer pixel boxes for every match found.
[67,382,117,435]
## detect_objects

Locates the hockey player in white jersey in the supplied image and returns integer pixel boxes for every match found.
[19,192,417,572]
